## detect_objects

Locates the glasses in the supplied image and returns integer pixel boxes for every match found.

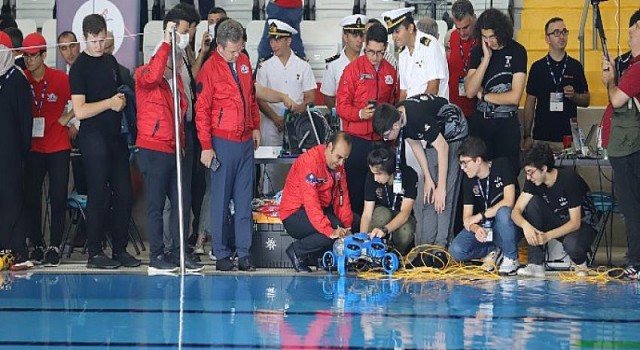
[365,49,385,57]
[546,29,569,37]
[524,168,539,177]
[458,158,474,169]
[23,52,43,60]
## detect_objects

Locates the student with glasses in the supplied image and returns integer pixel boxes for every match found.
[336,22,399,217]
[522,17,590,153]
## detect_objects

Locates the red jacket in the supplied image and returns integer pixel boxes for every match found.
[134,43,187,153]
[195,50,259,149]
[336,55,398,140]
[279,145,353,236]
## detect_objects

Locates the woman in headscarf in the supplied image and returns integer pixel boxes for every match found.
[0,31,33,269]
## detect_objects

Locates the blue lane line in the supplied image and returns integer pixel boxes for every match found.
[1,307,640,324]
[0,342,437,350]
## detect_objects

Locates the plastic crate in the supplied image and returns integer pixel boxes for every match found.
[251,222,295,268]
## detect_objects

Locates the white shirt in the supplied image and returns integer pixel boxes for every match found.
[398,31,449,99]
[320,49,351,97]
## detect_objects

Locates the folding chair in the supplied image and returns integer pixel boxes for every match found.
[587,192,617,267]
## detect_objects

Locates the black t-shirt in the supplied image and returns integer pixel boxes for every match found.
[470,40,527,112]
[69,52,121,137]
[462,157,515,213]
[402,95,446,144]
[364,165,418,211]
[526,54,588,142]
[523,168,590,222]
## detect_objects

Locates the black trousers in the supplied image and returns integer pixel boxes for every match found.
[282,207,341,258]
[610,150,640,265]
[24,150,70,247]
[344,135,376,216]
[77,131,132,256]
[469,112,521,178]
[188,122,207,237]
[0,156,28,257]
[524,196,595,265]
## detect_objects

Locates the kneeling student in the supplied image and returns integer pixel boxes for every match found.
[360,147,417,255]
[448,137,520,275]
[512,142,596,277]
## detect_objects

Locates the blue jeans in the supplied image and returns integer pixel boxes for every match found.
[449,206,521,261]
[257,2,305,62]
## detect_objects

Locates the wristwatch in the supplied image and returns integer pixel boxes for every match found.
[379,226,389,235]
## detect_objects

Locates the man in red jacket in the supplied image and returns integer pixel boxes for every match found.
[336,22,399,216]
[196,18,261,272]
[279,132,354,272]
[135,18,204,273]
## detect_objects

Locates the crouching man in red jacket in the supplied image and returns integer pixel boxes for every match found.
[279,132,354,272]
[135,18,203,274]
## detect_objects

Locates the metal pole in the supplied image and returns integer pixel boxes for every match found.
[169,27,186,275]
[578,0,589,65]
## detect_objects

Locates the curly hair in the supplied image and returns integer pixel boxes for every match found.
[522,142,556,171]
[473,8,513,47]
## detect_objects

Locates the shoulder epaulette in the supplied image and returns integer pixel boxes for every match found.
[325,54,340,64]
[420,36,431,47]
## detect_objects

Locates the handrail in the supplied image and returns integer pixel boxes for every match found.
[578,0,590,65]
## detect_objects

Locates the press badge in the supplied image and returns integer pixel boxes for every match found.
[32,117,45,138]
[458,77,466,97]
[549,92,564,112]
[393,172,403,194]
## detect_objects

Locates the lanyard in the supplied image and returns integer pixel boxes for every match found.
[459,38,473,76]
[30,80,48,117]
[395,128,404,173]
[545,54,568,91]
[477,177,490,211]
[0,67,15,92]
[385,185,397,210]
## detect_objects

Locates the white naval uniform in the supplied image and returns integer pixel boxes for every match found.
[256,52,316,193]
[398,31,449,99]
[320,49,351,98]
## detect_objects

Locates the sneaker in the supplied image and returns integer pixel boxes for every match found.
[193,234,206,255]
[112,251,142,268]
[216,256,234,271]
[43,247,61,267]
[148,254,179,274]
[87,252,121,269]
[571,261,589,277]
[481,248,503,272]
[30,246,44,265]
[10,254,34,271]
[169,252,205,272]
[498,256,519,276]
[209,250,217,261]
[517,264,546,278]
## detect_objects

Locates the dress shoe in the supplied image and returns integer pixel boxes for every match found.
[286,243,311,273]
[238,256,256,271]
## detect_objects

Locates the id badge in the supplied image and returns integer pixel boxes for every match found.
[549,92,564,112]
[458,77,466,97]
[32,117,45,138]
[393,173,403,194]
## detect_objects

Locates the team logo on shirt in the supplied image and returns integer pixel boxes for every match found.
[376,187,384,199]
[559,196,568,208]
[306,173,327,186]
[472,185,481,196]
[240,64,249,74]
[47,93,58,103]
[360,73,373,80]
[493,176,503,188]
[505,56,512,68]
[384,75,393,84]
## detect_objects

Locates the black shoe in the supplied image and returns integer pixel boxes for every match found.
[286,244,311,273]
[430,251,449,269]
[149,254,179,274]
[87,253,121,269]
[30,246,45,264]
[169,252,205,272]
[112,251,141,268]
[43,247,61,267]
[216,256,235,271]
[238,256,256,271]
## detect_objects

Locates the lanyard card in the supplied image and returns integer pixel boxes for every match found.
[32,117,45,138]
[550,92,564,112]
[458,77,466,97]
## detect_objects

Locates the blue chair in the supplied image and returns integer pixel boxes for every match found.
[61,192,88,258]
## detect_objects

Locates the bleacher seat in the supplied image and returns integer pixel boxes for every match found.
[436,19,447,44]
[471,0,510,14]
[15,18,37,36]
[364,0,403,20]
[216,0,254,24]
[315,0,355,21]
[143,21,164,64]
[41,19,56,68]
[15,0,54,28]
[245,20,265,67]
[300,19,342,82]
[194,20,209,56]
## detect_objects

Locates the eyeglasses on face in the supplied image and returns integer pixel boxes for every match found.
[364,49,385,57]
[524,167,539,177]
[547,29,569,37]
[458,158,474,169]
[23,52,43,60]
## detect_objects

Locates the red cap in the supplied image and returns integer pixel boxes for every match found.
[22,33,47,54]
[0,31,13,49]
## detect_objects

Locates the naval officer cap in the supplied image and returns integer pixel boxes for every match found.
[267,19,298,38]
[340,14,368,33]
[381,7,415,34]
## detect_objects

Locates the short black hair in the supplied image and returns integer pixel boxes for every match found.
[630,9,640,28]
[209,7,227,16]
[0,14,17,31]
[174,2,201,25]
[544,17,563,33]
[367,147,395,175]
[373,103,401,136]
[57,30,77,43]
[365,22,388,45]
[399,14,416,32]
[473,8,513,47]
[327,131,352,148]
[456,136,487,161]
[367,18,383,26]
[82,14,107,37]
[163,8,191,30]
[451,0,475,21]
[3,27,23,49]
[522,142,555,171]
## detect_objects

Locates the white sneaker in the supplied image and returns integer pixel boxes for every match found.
[481,248,503,272]
[208,250,217,261]
[193,234,206,255]
[498,256,519,276]
[571,261,589,277]
[517,264,546,278]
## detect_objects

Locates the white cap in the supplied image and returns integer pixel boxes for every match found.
[267,19,298,37]
[339,14,368,31]
[381,7,415,34]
